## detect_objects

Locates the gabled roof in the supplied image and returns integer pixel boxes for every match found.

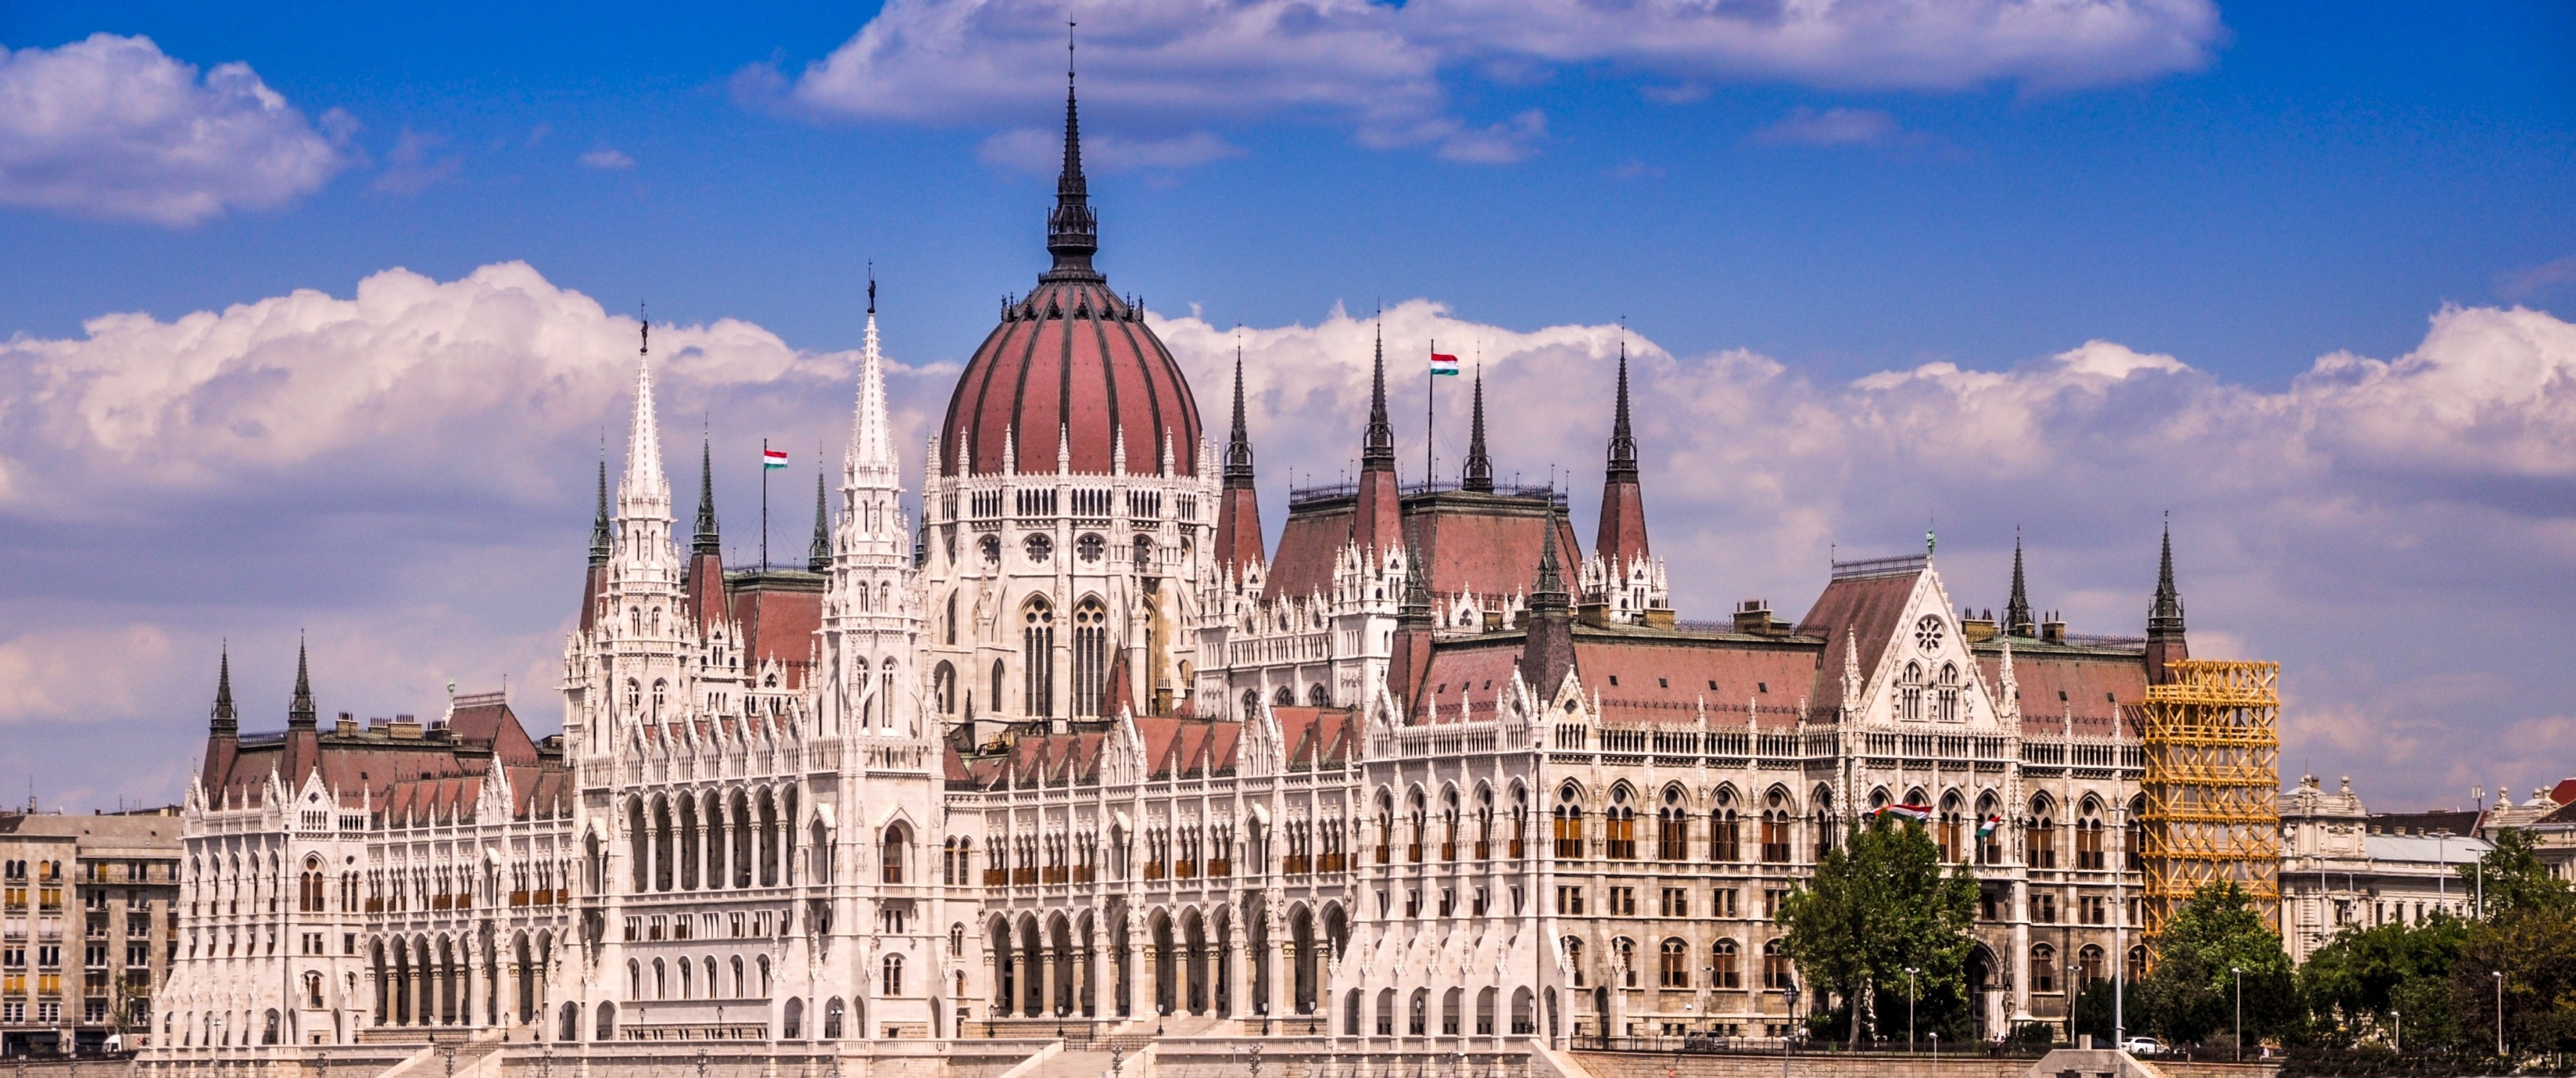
[1793,566,1923,713]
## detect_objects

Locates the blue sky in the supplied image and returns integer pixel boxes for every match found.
[1,1,2573,812]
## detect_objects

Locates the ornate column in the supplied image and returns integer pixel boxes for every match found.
[1071,947,1090,1019]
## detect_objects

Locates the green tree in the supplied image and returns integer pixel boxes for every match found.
[2299,916,2469,1047]
[1777,814,1979,1048]
[2452,899,2576,1054]
[2461,828,2574,920]
[2136,882,2296,1047]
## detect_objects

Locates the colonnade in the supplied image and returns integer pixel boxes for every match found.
[624,785,797,895]
[368,931,553,1029]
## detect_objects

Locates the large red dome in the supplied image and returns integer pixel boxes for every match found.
[938,278,1201,478]
[936,79,1202,478]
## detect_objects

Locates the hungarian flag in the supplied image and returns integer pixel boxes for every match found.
[1430,353,1460,377]
[1975,814,2003,838]
[1875,803,1933,823]
[762,448,789,471]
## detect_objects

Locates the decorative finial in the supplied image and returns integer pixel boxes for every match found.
[867,261,876,315]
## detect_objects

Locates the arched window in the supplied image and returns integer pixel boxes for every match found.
[1274,686,1295,707]
[1656,786,1689,860]
[1763,940,1793,989]
[2030,944,2058,993]
[991,660,1005,716]
[1611,937,1637,988]
[882,954,905,996]
[1076,532,1105,563]
[1710,788,1740,862]
[932,661,956,715]
[1605,787,1638,860]
[625,680,641,712]
[1563,937,1586,987]
[1552,785,1585,860]
[1132,535,1153,572]
[1710,940,1740,988]
[651,679,666,720]
[1898,662,1924,722]
[1307,683,1329,707]
[1935,663,1962,722]
[2078,945,2105,987]
[823,997,845,1039]
[1021,600,1056,718]
[944,591,958,645]
[1658,939,1689,988]
[2028,795,2058,868]
[1072,597,1108,717]
[881,824,910,884]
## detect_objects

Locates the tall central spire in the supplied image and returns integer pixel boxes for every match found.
[1044,23,1099,278]
[620,320,669,511]
[210,645,237,732]
[288,637,315,728]
[2150,520,2185,635]
[1462,365,1493,492]
[693,437,721,557]
[1362,317,1394,471]
[2005,532,2035,636]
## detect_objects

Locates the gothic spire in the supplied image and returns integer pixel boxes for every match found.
[693,436,720,557]
[1532,509,1569,610]
[1224,346,1256,489]
[1462,364,1493,492]
[847,296,896,476]
[2005,531,2035,636]
[2149,517,2185,636]
[288,637,315,728]
[1044,25,1099,278]
[620,318,669,508]
[210,645,237,732]
[1362,317,1395,471]
[1606,337,1638,484]
[807,469,832,573]
[588,456,612,567]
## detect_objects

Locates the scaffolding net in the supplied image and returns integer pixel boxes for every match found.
[2139,660,2281,937]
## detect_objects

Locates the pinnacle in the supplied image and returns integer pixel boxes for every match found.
[808,469,832,573]
[1462,365,1493,492]
[288,637,315,727]
[2006,532,2034,636]
[210,645,237,729]
[1606,338,1638,483]
[2150,517,2186,636]
[693,437,720,556]
[1362,317,1394,469]
[1224,347,1257,487]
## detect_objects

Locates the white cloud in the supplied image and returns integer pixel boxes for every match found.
[1752,106,1907,147]
[771,0,2219,162]
[579,147,634,169]
[9,261,2576,811]
[0,34,347,225]
[977,127,1242,174]
[371,129,460,194]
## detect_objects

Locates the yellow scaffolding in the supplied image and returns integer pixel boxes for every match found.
[2138,660,2282,936]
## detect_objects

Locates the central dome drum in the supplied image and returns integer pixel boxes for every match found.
[936,79,1202,478]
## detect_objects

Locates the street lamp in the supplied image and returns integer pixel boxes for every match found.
[2494,970,2506,1058]
[2391,1008,2401,1053]
[1905,967,1919,1051]
[1782,978,1801,1078]
[2229,967,2243,1062]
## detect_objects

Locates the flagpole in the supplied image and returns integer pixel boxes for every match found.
[762,437,771,570]
[1426,338,1436,487]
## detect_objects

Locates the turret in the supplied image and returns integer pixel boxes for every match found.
[1389,526,1436,723]
[808,469,833,573]
[201,646,239,790]
[1352,321,1403,556]
[1215,349,1266,584]
[687,437,726,630]
[1522,509,1576,698]
[284,639,321,783]
[580,457,612,631]
[2146,520,2189,684]
[2005,533,2035,638]
[1461,365,1493,493]
[1594,339,1650,569]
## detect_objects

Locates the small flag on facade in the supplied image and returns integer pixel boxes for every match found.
[1874,803,1933,823]
[1430,352,1460,377]
[1975,814,2003,838]
[762,448,789,471]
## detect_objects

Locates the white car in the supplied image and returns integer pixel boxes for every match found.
[2120,1038,2163,1056]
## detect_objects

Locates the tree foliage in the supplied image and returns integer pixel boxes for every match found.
[2299,916,2470,1048]
[1777,814,1979,1047]
[2134,882,2297,1046]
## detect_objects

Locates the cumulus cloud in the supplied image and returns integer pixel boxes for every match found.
[0,34,348,225]
[578,147,635,169]
[769,0,2219,162]
[8,261,2575,811]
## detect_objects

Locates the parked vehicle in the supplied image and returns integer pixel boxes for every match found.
[2120,1037,2163,1056]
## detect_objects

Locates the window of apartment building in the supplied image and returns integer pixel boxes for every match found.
[2082,896,2107,925]
[85,999,106,1024]
[1713,888,1738,918]
[2035,893,2058,923]
[1980,887,1999,920]
[1555,886,1585,916]
[1762,940,1792,989]
[1607,886,1638,916]
[1658,887,1689,918]
[1762,889,1787,919]
[1710,940,1741,988]
[1,1003,19,1023]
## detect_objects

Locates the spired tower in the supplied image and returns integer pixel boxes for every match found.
[918,63,1218,740]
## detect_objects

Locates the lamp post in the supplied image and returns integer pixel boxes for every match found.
[2494,970,2506,1058]
[1782,978,1800,1078]
[1906,967,1919,1051]
[2229,967,2243,1062]
[2392,1008,2401,1053]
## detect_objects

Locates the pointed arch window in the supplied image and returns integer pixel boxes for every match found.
[1935,663,1961,722]
[650,680,666,720]
[1021,600,1056,718]
[1072,598,1108,717]
[1898,662,1925,722]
